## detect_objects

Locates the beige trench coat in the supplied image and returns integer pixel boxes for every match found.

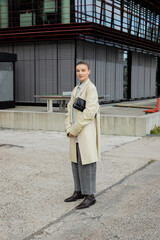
[64,79,101,165]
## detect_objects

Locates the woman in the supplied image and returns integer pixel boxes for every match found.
[64,60,101,209]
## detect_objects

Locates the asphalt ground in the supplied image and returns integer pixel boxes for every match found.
[0,129,160,240]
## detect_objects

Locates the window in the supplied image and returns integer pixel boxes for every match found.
[61,0,70,23]
[43,0,58,24]
[8,0,35,27]
[0,0,8,28]
[75,0,93,23]
[7,0,60,27]
[114,0,121,30]
[146,10,152,40]
[94,0,101,24]
[131,3,139,36]
[123,3,128,32]
[104,0,112,27]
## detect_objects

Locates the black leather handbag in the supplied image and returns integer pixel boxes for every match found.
[73,98,86,112]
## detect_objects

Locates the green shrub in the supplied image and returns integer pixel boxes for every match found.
[150,125,160,135]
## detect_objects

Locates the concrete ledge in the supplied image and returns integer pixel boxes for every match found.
[0,110,160,136]
[144,112,160,134]
[101,113,160,136]
[0,111,65,132]
[100,114,146,136]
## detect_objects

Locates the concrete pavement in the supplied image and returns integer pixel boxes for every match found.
[0,129,160,240]
[31,161,160,240]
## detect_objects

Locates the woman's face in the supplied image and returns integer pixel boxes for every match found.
[76,64,90,83]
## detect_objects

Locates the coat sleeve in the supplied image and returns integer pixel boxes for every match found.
[64,92,74,134]
[69,85,99,137]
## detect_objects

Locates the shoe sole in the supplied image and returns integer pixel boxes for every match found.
[76,199,96,209]
[64,196,85,202]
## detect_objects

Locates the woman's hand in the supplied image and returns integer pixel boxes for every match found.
[67,133,74,137]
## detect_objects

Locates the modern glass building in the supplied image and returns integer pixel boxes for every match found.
[0,0,160,103]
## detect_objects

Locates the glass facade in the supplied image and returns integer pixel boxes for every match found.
[74,0,160,43]
[0,0,160,43]
[7,0,61,27]
[0,0,71,27]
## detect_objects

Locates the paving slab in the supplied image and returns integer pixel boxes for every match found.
[0,129,159,240]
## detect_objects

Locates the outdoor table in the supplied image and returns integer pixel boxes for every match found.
[34,95,71,112]
[34,95,104,113]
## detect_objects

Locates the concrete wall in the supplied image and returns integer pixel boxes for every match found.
[100,114,146,136]
[100,113,160,136]
[145,112,160,134]
[0,110,160,136]
[0,111,65,131]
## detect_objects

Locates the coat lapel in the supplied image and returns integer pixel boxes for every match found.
[72,85,78,99]
[74,79,90,99]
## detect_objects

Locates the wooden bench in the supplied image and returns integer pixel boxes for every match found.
[34,94,104,112]
[143,98,160,114]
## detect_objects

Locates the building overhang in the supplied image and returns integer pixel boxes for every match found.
[0,22,159,55]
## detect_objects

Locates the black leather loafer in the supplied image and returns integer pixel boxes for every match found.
[76,194,96,209]
[64,191,85,202]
